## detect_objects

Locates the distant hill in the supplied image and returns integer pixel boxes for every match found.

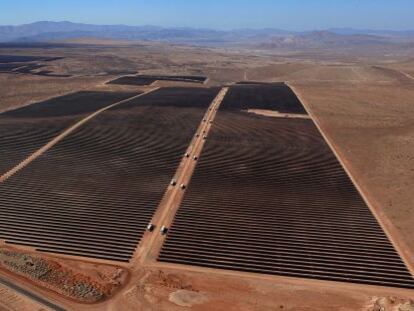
[327,28,414,38]
[0,21,161,42]
[256,31,399,50]
[0,21,413,48]
[0,21,291,45]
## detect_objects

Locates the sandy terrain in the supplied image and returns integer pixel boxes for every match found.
[384,60,414,80]
[49,264,413,311]
[116,265,414,311]
[0,282,49,311]
[246,108,311,118]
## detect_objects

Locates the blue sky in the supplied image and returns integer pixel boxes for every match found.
[1,0,414,30]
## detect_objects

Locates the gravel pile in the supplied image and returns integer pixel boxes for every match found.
[0,249,106,302]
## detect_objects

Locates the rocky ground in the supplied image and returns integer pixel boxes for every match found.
[0,246,127,303]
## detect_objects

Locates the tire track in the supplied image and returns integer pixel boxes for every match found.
[0,275,65,311]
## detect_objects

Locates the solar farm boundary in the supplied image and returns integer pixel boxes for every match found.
[134,87,229,265]
[151,261,414,296]
[0,90,79,115]
[0,87,159,183]
[288,83,414,278]
[151,82,414,293]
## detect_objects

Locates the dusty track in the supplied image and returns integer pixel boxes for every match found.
[396,69,414,80]
[136,87,228,264]
[0,88,159,183]
[0,275,65,311]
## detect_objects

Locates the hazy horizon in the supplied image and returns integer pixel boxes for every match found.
[3,20,414,33]
[1,0,414,31]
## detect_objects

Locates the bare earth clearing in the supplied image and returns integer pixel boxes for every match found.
[0,42,413,310]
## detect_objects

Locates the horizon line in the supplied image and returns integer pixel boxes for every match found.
[1,20,414,33]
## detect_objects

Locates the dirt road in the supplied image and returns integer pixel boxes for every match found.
[0,275,65,311]
[136,87,228,264]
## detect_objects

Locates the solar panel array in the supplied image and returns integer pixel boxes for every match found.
[0,91,138,175]
[159,84,414,288]
[0,87,219,262]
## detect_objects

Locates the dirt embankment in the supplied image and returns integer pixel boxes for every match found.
[0,246,127,303]
[115,265,414,311]
[0,283,47,311]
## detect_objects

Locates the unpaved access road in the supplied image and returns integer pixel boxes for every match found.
[136,87,229,264]
[0,275,65,311]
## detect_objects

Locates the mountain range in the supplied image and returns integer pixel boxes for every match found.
[1,21,413,48]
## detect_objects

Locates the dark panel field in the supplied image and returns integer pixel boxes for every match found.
[108,75,207,86]
[0,43,69,49]
[107,76,156,86]
[235,81,272,85]
[30,70,71,78]
[2,91,138,118]
[113,87,218,110]
[0,91,138,174]
[144,75,206,82]
[0,55,65,76]
[159,87,414,288]
[0,55,56,63]
[0,63,24,72]
[9,63,71,77]
[0,87,219,262]
[13,64,45,73]
[221,83,307,114]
